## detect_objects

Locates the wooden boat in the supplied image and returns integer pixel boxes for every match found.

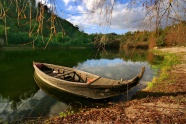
[33,61,145,99]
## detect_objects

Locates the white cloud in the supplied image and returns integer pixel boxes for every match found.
[77,5,86,12]
[66,2,147,33]
[82,0,105,11]
[36,0,47,4]
[34,0,185,34]
[36,0,56,11]
[62,0,71,5]
[66,5,73,11]
[62,0,75,5]
[65,0,186,34]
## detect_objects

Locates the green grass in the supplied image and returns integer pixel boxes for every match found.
[59,110,75,117]
[147,50,180,89]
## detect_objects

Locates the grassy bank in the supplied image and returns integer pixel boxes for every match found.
[146,50,180,90]
[132,49,182,99]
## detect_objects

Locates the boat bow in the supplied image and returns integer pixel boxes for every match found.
[121,66,145,85]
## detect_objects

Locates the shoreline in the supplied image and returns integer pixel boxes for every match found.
[0,46,94,50]
[42,47,186,124]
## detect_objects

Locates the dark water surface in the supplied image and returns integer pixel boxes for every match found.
[0,48,160,122]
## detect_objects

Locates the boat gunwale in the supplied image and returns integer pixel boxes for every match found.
[33,61,145,87]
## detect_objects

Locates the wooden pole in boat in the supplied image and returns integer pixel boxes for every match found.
[127,83,129,101]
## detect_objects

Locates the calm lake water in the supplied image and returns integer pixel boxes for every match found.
[0,48,161,122]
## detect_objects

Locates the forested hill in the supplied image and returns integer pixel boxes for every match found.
[0,0,94,47]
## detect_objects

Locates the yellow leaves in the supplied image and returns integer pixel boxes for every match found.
[100,35,109,43]
[24,13,26,18]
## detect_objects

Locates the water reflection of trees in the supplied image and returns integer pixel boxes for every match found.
[120,49,148,62]
[100,48,148,62]
[99,48,164,65]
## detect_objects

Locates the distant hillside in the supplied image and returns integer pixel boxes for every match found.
[0,0,94,48]
[120,21,186,49]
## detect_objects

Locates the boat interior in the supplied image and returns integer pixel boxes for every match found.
[36,63,97,84]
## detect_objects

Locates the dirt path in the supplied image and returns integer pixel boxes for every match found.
[46,47,186,124]
[159,47,186,73]
[159,47,186,60]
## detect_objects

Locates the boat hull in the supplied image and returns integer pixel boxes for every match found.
[33,62,145,99]
[34,71,131,99]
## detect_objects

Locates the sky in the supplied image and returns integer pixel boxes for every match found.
[36,0,186,34]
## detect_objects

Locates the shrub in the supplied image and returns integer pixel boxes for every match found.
[156,34,166,47]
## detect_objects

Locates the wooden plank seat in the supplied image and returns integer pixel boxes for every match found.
[53,71,86,83]
[44,70,53,74]
[54,71,75,78]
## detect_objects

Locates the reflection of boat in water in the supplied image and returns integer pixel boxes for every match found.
[33,62,145,99]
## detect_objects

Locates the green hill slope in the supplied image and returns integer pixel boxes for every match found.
[0,0,94,48]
